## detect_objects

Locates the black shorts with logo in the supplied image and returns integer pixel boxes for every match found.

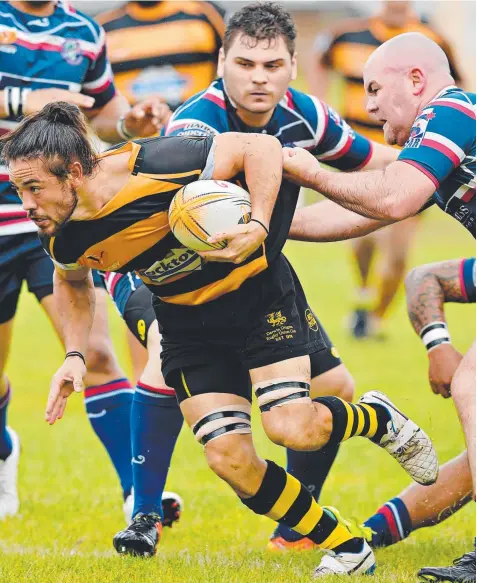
[154,254,342,403]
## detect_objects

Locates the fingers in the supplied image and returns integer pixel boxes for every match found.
[72,94,95,109]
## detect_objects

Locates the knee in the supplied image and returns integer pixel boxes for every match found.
[205,438,254,484]
[85,341,117,375]
[264,407,331,451]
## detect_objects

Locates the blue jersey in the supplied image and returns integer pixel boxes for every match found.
[460,257,476,303]
[166,79,373,171]
[399,86,476,236]
[0,0,116,236]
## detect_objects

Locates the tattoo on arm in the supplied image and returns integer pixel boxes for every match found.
[406,260,466,334]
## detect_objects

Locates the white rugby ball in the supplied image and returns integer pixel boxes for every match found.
[168,180,252,252]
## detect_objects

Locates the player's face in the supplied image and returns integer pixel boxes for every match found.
[219,34,297,119]
[10,158,78,236]
[364,67,419,147]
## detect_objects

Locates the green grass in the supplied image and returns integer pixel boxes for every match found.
[2,206,475,582]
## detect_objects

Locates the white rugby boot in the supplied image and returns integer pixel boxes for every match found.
[313,540,376,577]
[359,391,438,485]
[0,427,20,519]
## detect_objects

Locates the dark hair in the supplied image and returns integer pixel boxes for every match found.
[223,2,296,56]
[0,101,99,180]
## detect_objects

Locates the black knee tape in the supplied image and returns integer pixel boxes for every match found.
[192,408,251,445]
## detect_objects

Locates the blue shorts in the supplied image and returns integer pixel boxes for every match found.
[0,233,104,324]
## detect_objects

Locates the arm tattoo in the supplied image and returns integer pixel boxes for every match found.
[406,260,466,335]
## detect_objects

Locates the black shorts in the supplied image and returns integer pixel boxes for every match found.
[123,283,156,348]
[0,233,105,324]
[156,254,342,403]
[0,233,104,324]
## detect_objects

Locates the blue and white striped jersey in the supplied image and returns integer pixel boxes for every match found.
[399,86,476,236]
[0,0,116,236]
[165,78,373,172]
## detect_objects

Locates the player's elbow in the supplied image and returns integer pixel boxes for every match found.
[380,198,416,222]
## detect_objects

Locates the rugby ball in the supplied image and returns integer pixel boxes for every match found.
[168,180,252,251]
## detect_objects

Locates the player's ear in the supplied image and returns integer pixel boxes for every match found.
[217,47,225,78]
[409,67,425,95]
[68,161,84,186]
[291,51,298,81]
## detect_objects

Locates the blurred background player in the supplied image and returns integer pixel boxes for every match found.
[0,0,167,520]
[97,0,226,381]
[308,0,463,339]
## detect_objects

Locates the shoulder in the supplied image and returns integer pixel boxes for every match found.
[136,135,214,174]
[284,88,329,141]
[166,80,227,136]
[56,1,104,45]
[428,88,476,120]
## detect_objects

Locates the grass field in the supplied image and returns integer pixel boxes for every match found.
[1,205,475,583]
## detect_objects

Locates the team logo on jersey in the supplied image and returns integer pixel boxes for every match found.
[405,109,436,148]
[141,248,202,284]
[62,39,83,65]
[0,30,17,45]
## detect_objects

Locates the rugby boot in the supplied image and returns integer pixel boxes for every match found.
[418,549,476,583]
[359,391,439,485]
[113,512,162,557]
[313,540,376,577]
[267,534,318,551]
[123,488,183,527]
[0,427,20,519]
[161,491,183,527]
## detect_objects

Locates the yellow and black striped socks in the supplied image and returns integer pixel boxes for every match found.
[316,396,391,445]
[241,460,362,553]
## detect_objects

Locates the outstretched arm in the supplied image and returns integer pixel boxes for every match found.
[405,259,475,398]
[283,147,436,221]
[289,199,394,242]
[45,266,94,424]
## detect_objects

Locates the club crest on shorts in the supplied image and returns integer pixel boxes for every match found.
[266,311,287,328]
[305,308,319,331]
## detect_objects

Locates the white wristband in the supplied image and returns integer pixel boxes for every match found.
[116,115,134,141]
[10,87,21,117]
[420,322,451,352]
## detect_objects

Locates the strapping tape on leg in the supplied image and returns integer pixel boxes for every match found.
[192,404,252,445]
[253,378,311,412]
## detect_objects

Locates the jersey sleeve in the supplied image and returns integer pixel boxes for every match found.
[39,234,83,272]
[81,27,117,109]
[139,135,215,177]
[310,99,373,171]
[398,101,475,188]
[460,257,476,303]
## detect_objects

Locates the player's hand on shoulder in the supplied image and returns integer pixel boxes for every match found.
[282,147,321,187]
[24,88,95,115]
[45,355,86,425]
[427,343,463,399]
[123,97,171,138]
[198,220,268,264]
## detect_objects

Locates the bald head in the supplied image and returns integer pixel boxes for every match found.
[365,33,451,79]
[362,33,455,147]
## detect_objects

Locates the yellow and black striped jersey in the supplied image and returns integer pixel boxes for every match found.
[41,136,300,306]
[317,16,462,143]
[97,1,225,109]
